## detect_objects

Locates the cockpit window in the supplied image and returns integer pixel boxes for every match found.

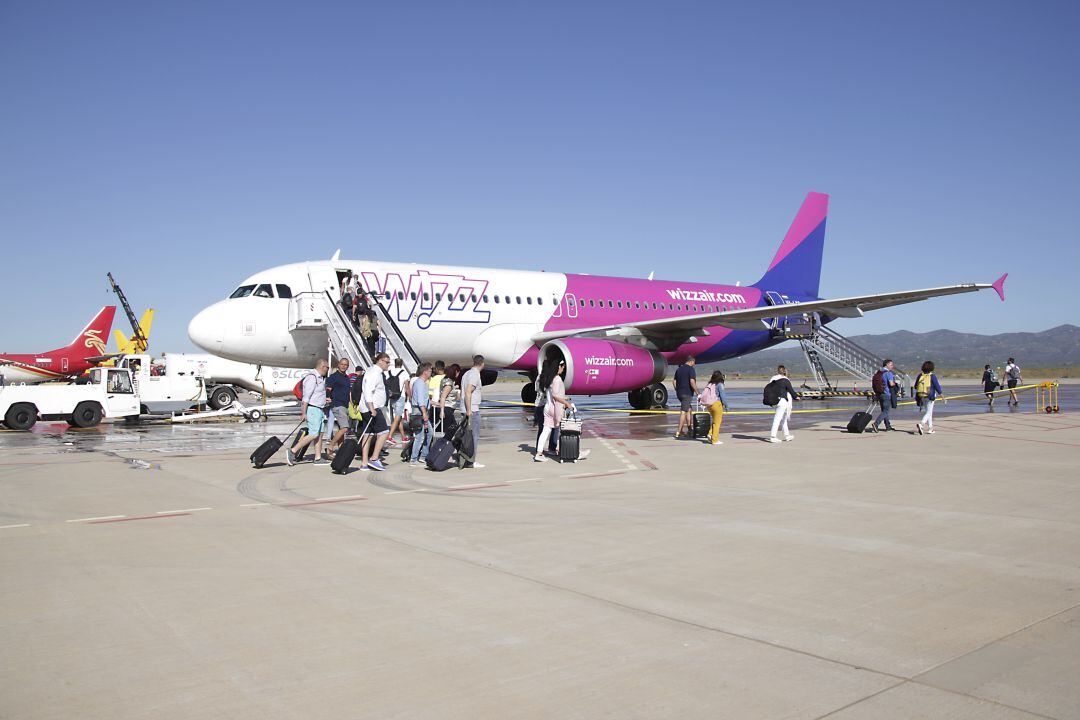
[276,284,293,299]
[254,284,274,298]
[230,285,256,298]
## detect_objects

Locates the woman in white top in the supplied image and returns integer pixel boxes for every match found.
[535,357,571,462]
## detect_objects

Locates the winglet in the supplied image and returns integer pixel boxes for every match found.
[991,273,1007,301]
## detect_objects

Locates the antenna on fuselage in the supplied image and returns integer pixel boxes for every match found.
[647,271,654,281]
[330,249,341,262]
[736,281,741,286]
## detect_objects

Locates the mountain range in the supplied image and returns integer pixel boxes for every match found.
[718,324,1079,375]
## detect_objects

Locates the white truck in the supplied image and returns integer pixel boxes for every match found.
[0,367,140,430]
[117,355,208,414]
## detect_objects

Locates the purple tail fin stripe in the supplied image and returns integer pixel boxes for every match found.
[767,192,829,271]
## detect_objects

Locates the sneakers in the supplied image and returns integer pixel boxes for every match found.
[916,423,923,435]
[367,459,387,471]
[471,463,486,469]
[783,435,794,442]
[286,448,296,466]
[870,425,879,433]
[768,437,780,443]
[385,438,398,447]
[579,449,591,459]
[927,428,936,434]
[534,454,549,462]
[314,458,330,466]
[710,440,723,445]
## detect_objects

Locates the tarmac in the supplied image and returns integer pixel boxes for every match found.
[1,384,1077,719]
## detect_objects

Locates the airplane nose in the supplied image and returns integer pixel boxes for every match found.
[188,304,225,352]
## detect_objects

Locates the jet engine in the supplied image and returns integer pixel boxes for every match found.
[538,338,666,396]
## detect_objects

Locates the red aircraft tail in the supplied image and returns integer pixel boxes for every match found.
[54,306,117,357]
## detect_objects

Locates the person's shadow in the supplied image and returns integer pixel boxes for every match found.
[732,433,772,443]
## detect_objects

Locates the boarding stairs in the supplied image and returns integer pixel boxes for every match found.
[288,291,421,374]
[796,323,912,396]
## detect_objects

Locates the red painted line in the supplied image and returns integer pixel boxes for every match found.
[283,496,368,507]
[641,460,658,470]
[89,512,191,524]
[447,483,510,492]
[565,470,626,479]
[616,441,626,447]
[626,450,639,456]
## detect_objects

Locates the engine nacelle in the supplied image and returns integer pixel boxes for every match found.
[538,339,666,395]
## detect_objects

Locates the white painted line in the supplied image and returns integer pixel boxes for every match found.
[506,477,541,483]
[384,489,429,495]
[449,483,489,490]
[66,515,126,523]
[156,508,212,514]
[0,523,30,529]
[311,495,367,502]
[239,502,270,507]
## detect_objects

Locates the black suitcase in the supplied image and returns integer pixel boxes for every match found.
[847,411,873,434]
[250,419,305,468]
[293,427,310,462]
[559,432,580,462]
[250,437,283,468]
[454,418,474,467]
[426,438,455,471]
[331,434,358,474]
[692,412,712,438]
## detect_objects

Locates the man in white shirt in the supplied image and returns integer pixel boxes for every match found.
[1005,357,1023,406]
[360,353,392,471]
[459,354,485,469]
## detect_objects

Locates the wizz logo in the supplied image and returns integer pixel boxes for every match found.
[361,270,491,329]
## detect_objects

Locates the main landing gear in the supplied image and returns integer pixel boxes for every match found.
[521,382,537,405]
[628,383,668,410]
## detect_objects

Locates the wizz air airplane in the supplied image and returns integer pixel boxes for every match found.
[0,307,117,385]
[188,193,1006,407]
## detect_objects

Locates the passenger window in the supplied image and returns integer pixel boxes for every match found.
[435,293,441,301]
[516,297,522,304]
[635,302,640,309]
[483,295,489,303]
[494,295,500,304]
[254,284,274,298]
[526,297,533,305]
[617,301,622,308]
[230,285,256,299]
[275,284,293,299]
[423,293,430,301]
[398,292,405,300]
[410,292,417,300]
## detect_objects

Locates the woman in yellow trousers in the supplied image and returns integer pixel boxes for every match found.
[698,370,730,445]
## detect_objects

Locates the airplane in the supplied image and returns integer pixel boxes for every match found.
[0,307,118,385]
[114,309,155,355]
[187,192,1007,408]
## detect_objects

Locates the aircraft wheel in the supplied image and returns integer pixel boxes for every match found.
[5,403,37,431]
[648,383,668,409]
[208,386,237,410]
[70,402,103,428]
[248,409,263,422]
[521,383,537,405]
[627,388,650,410]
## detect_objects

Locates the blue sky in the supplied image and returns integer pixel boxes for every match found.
[2,1,1077,353]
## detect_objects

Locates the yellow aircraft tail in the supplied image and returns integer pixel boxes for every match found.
[113,309,155,354]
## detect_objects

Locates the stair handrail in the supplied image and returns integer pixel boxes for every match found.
[368,293,421,373]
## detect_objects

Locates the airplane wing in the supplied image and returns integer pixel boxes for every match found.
[531,275,1007,344]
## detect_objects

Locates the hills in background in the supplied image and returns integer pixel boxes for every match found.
[717,324,1080,376]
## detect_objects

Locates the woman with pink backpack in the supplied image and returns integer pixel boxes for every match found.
[698,370,730,446]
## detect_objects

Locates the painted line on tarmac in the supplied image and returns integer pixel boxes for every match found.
[157,507,212,514]
[505,477,541,484]
[66,515,127,523]
[89,512,191,524]
[240,502,270,507]
[0,523,31,529]
[282,495,368,507]
[384,488,429,495]
[447,483,511,492]
[563,470,627,479]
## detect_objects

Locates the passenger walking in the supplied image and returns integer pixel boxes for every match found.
[982,364,999,406]
[533,372,559,455]
[324,357,353,457]
[534,357,572,462]
[409,363,433,465]
[673,356,698,439]
[384,358,410,447]
[697,370,730,446]
[915,361,944,435]
[359,353,392,471]
[460,355,485,469]
[1005,357,1023,406]
[438,363,460,436]
[766,365,798,442]
[429,360,447,430]
[871,359,897,432]
[287,359,329,466]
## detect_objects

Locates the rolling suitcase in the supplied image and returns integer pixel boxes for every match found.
[558,407,582,462]
[692,410,712,439]
[250,418,305,468]
[330,434,358,474]
[292,426,310,462]
[847,402,877,434]
[426,437,455,471]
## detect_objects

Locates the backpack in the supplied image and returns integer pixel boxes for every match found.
[1008,364,1020,380]
[871,369,885,395]
[386,369,404,401]
[915,373,933,397]
[293,372,314,400]
[698,384,718,407]
[762,380,782,407]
